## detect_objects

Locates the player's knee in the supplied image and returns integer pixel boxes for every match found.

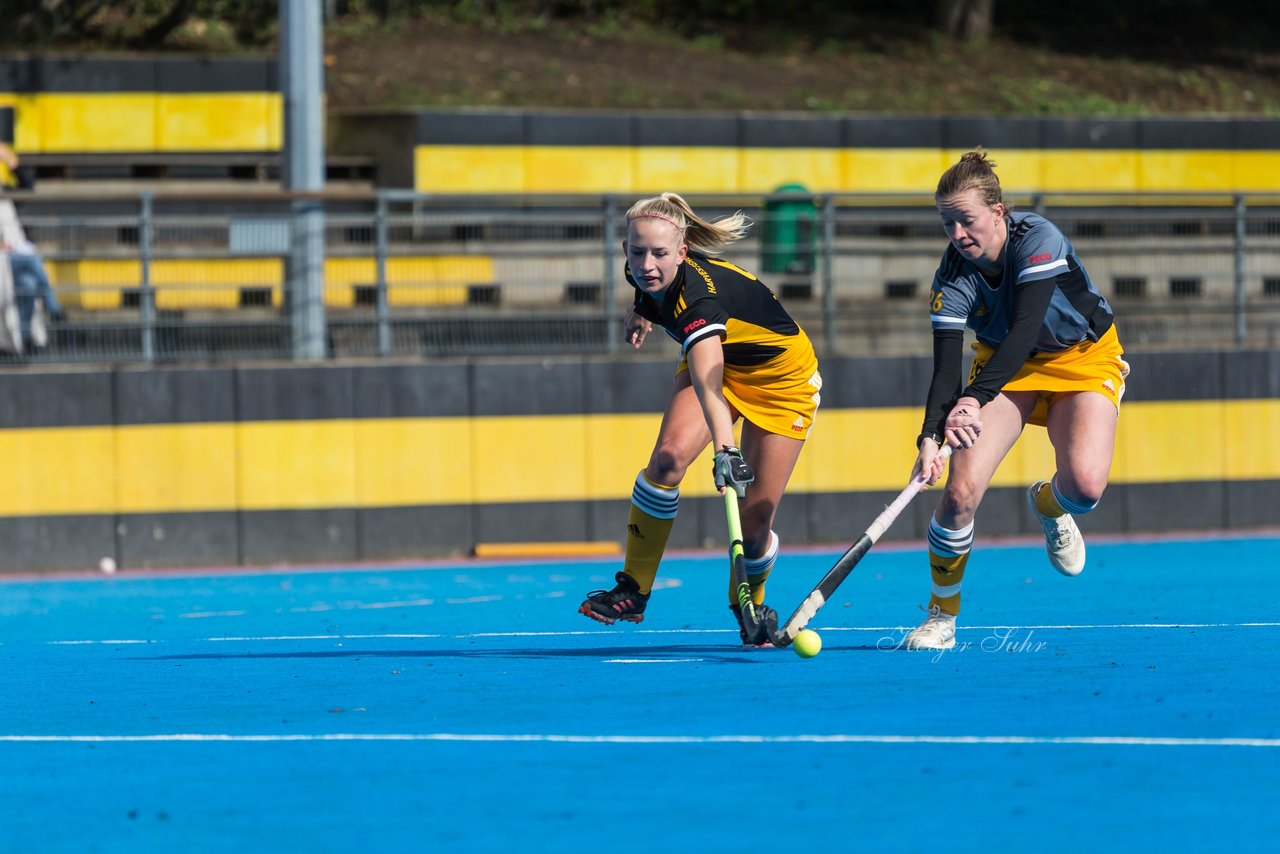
[740,505,777,551]
[1056,474,1106,514]
[646,446,690,484]
[941,475,983,516]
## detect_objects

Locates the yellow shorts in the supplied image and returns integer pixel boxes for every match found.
[969,324,1129,427]
[678,335,822,440]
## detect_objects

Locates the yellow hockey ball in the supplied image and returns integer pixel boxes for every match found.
[793,629,822,658]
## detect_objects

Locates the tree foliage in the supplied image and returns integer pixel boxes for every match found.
[0,0,277,49]
[0,0,1274,63]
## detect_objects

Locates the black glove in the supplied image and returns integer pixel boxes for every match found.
[712,446,755,499]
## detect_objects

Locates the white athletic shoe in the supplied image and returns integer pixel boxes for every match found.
[1027,481,1086,576]
[904,605,956,651]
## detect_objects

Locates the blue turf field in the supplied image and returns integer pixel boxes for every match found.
[2,534,1278,851]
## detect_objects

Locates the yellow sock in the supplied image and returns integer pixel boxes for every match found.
[1034,481,1067,518]
[729,531,778,607]
[622,473,679,595]
[748,568,771,606]
[929,549,970,616]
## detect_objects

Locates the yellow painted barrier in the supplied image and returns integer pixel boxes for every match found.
[0,400,1270,518]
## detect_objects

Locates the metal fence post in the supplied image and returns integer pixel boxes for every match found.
[1234,194,1247,346]
[281,0,326,360]
[139,191,155,362]
[375,192,390,357]
[603,194,619,352]
[821,194,837,355]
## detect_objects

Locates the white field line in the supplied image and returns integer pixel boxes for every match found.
[0,733,1277,748]
[36,621,1280,645]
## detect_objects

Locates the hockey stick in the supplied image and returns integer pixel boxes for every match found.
[773,444,954,647]
[722,485,765,642]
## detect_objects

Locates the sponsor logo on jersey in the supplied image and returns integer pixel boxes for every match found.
[1029,252,1052,264]
[685,257,717,293]
[791,416,806,432]
[683,318,707,335]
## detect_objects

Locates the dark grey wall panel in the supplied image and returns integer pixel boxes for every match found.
[236,365,355,421]
[352,362,472,418]
[807,489,926,546]
[634,114,738,147]
[845,115,945,148]
[769,491,813,547]
[239,508,359,565]
[38,57,156,93]
[154,58,272,93]
[472,500,589,546]
[1043,118,1139,149]
[972,488,1025,539]
[686,495,723,551]
[114,367,235,425]
[359,505,473,559]
[741,115,842,149]
[945,117,1041,150]
[582,358,675,414]
[1222,350,1280,398]
[1234,120,1280,149]
[0,516,115,572]
[1125,481,1228,532]
[116,512,239,569]
[821,354,922,409]
[1123,351,1221,401]
[415,110,524,145]
[12,58,272,94]
[585,498,630,545]
[471,360,586,416]
[526,112,632,146]
[0,371,113,429]
[1225,480,1280,530]
[0,59,39,92]
[1140,118,1236,149]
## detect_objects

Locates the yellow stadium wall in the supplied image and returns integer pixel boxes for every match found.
[0,350,1274,572]
[411,145,1280,195]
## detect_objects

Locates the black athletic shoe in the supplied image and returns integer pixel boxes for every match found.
[579,572,649,625]
[731,601,779,647]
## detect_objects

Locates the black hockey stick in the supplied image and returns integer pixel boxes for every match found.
[773,444,953,647]
[723,485,764,642]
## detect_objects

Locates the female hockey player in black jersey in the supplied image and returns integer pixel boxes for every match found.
[579,192,822,646]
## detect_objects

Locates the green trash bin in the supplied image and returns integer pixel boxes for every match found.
[760,183,817,276]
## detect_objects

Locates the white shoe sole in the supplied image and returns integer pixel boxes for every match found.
[1027,481,1085,577]
[905,635,956,651]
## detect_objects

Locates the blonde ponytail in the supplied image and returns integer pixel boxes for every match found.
[625,192,752,255]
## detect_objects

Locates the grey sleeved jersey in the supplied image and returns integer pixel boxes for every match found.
[928,211,1113,353]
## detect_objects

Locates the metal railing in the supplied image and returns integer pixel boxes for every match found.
[6,189,1280,365]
